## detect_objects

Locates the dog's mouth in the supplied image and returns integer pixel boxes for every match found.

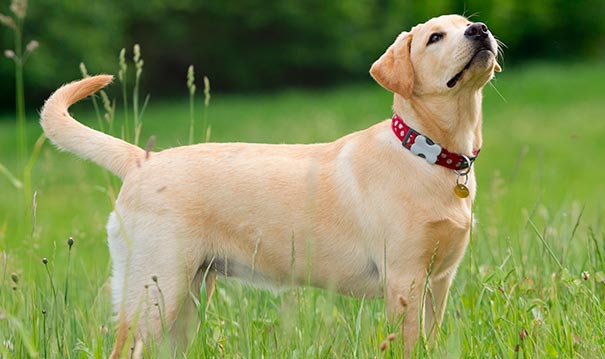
[447,47,495,88]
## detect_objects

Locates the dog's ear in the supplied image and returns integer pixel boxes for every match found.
[370,32,414,98]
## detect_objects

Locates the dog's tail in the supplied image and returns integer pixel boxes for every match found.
[40,75,144,179]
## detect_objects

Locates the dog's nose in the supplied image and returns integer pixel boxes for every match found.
[465,22,489,40]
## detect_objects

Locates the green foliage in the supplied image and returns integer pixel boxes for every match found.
[1,0,37,171]
[2,0,605,110]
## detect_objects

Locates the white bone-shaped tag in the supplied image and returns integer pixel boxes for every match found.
[410,135,441,164]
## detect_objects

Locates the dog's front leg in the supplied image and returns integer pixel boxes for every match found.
[385,273,425,357]
[423,273,454,342]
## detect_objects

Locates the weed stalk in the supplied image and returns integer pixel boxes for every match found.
[133,44,144,145]
[203,76,211,142]
[118,48,130,141]
[64,237,74,304]
[187,65,196,144]
[41,309,47,359]
[1,1,38,173]
[1,1,40,242]
[14,21,26,169]
[41,257,56,301]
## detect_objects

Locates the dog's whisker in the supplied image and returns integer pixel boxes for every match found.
[488,78,507,103]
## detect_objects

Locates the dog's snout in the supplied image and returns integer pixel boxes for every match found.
[465,22,489,40]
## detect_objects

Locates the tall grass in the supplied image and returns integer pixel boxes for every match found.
[0,58,604,357]
[187,65,212,145]
[1,0,28,170]
[0,0,44,260]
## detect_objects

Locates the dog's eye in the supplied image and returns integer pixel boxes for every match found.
[427,32,444,45]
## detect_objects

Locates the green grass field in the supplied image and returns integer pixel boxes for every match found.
[1,62,604,358]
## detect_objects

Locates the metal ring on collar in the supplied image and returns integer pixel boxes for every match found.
[454,154,472,176]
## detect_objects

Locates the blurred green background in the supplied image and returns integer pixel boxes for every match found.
[1,0,605,111]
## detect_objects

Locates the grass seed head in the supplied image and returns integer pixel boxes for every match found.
[25,40,38,53]
[42,257,48,265]
[10,273,18,284]
[79,62,88,77]
[379,331,397,351]
[10,0,27,19]
[118,48,127,82]
[187,65,196,96]
[67,237,74,248]
[134,44,141,63]
[0,13,17,29]
[581,271,589,281]
[4,49,15,59]
[519,328,528,341]
[203,76,211,107]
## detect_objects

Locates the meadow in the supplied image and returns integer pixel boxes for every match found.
[0,61,604,358]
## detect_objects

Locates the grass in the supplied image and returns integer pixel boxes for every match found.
[0,61,604,358]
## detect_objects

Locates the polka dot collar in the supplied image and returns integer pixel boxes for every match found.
[391,113,480,171]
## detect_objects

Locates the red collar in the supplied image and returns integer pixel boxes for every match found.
[391,114,480,171]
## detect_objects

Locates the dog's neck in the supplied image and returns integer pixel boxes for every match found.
[392,90,483,156]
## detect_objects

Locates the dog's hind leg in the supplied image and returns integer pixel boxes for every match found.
[109,311,131,359]
[107,212,201,358]
[169,261,217,351]
[107,212,135,359]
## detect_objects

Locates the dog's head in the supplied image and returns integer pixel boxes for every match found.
[370,15,501,98]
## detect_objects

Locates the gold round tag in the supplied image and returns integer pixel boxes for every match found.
[454,184,469,198]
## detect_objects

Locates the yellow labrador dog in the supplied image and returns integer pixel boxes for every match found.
[41,14,500,358]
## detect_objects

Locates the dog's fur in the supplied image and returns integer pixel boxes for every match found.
[41,14,500,358]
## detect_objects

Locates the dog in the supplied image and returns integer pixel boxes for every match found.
[40,14,500,358]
